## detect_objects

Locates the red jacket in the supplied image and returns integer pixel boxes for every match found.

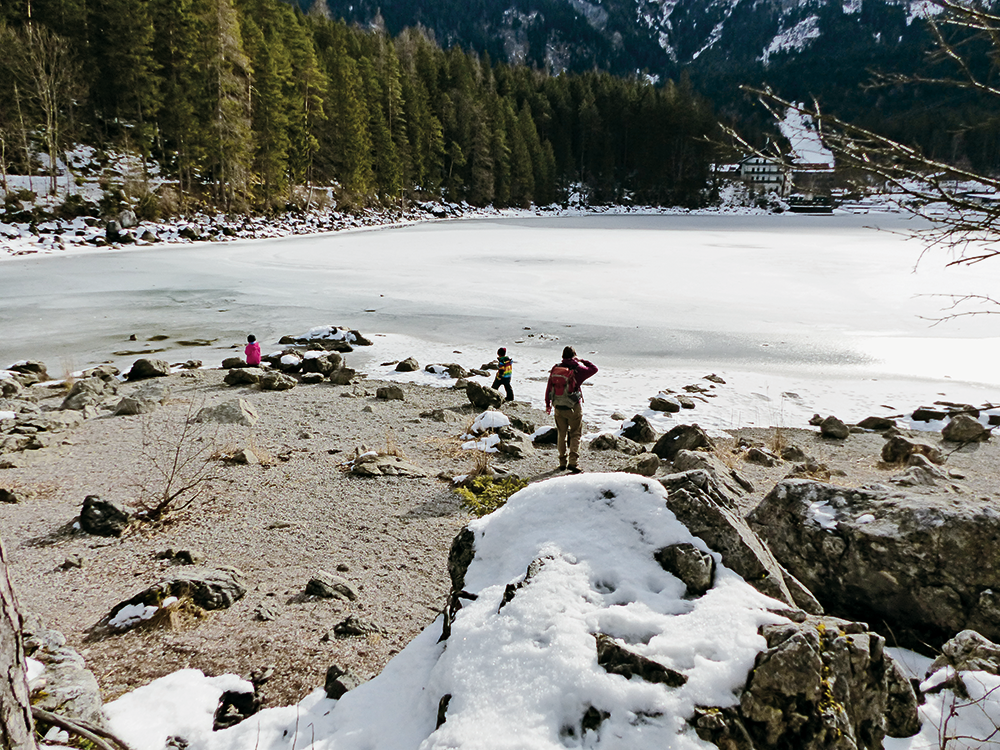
[545,357,598,410]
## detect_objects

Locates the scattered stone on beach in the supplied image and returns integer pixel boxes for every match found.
[532,426,558,444]
[331,615,386,639]
[590,433,645,454]
[745,446,779,467]
[79,495,131,537]
[377,385,404,401]
[881,435,944,465]
[222,357,248,369]
[328,368,356,385]
[127,358,171,381]
[260,372,297,391]
[857,416,896,431]
[819,415,849,439]
[193,398,259,427]
[395,357,419,373]
[621,453,660,476]
[8,360,49,384]
[703,374,726,384]
[302,351,343,375]
[649,395,680,413]
[942,413,990,443]
[306,571,358,601]
[324,664,361,700]
[911,406,947,422]
[621,414,657,443]
[112,396,158,416]
[349,453,428,477]
[651,424,714,461]
[466,381,502,410]
[224,367,263,386]
[0,487,22,503]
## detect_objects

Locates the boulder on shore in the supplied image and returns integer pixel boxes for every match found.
[749,478,1000,648]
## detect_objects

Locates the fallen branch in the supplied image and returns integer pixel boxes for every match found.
[31,707,134,750]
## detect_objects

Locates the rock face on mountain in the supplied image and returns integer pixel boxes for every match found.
[749,479,1000,649]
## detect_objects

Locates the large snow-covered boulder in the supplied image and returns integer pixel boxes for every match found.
[749,479,1000,649]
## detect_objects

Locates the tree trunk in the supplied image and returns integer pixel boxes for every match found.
[0,533,36,750]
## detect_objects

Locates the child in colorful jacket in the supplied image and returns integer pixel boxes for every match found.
[245,334,261,366]
[492,347,514,402]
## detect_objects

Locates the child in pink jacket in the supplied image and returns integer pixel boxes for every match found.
[245,334,261,366]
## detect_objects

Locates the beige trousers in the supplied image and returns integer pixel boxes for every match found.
[554,402,583,468]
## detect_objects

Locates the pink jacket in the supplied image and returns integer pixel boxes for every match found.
[245,342,261,366]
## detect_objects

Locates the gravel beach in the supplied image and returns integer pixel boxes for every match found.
[3,367,999,709]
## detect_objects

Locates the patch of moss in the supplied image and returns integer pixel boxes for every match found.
[454,475,528,517]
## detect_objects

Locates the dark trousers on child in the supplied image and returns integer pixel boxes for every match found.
[492,377,514,402]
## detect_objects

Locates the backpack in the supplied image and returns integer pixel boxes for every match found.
[548,365,578,408]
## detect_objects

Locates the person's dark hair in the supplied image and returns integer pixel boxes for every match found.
[497,347,506,357]
[247,334,256,343]
[562,346,576,359]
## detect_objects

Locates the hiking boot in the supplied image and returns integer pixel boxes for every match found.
[558,461,567,471]
[567,465,582,474]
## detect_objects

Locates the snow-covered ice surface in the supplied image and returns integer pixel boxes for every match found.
[4,212,1000,435]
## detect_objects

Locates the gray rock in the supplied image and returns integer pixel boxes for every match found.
[328,368,356,385]
[8,360,49,384]
[622,454,660,476]
[929,629,1000,677]
[0,487,20,503]
[100,568,246,631]
[595,633,686,687]
[193,399,259,427]
[746,446,779,466]
[0,377,23,399]
[858,416,896,431]
[466,381,502,410]
[23,621,107,729]
[127,358,171,381]
[532,426,558,445]
[395,357,419,372]
[881,435,944,464]
[260,371,297,391]
[651,424,714,460]
[673,449,754,495]
[349,454,427,477]
[781,444,807,462]
[659,471,821,614]
[302,351,343,375]
[738,614,919,748]
[80,495,130,537]
[113,396,157,416]
[376,385,405,401]
[332,615,386,638]
[649,395,681,413]
[942,413,989,443]
[324,664,361,700]
[224,367,263,386]
[221,357,247,369]
[306,571,358,601]
[820,415,850,439]
[589,433,644,454]
[750,479,1000,648]
[621,414,657,443]
[62,376,117,411]
[654,542,715,596]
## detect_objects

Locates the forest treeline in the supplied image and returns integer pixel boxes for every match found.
[0,0,719,215]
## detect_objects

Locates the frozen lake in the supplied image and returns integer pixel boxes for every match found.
[4,212,1000,431]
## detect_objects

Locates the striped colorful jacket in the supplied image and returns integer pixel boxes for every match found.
[496,356,513,380]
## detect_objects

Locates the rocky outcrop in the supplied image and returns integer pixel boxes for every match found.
[942,414,990,443]
[749,479,1000,648]
[260,371,297,391]
[659,470,822,614]
[819,415,849,440]
[590,433,645,454]
[696,615,919,750]
[306,572,358,601]
[224,367,263,386]
[349,454,428,477]
[62,376,118,411]
[23,620,107,730]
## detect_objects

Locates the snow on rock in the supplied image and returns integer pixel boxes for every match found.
[105,670,253,750]
[470,409,511,434]
[170,473,784,750]
[461,434,502,452]
[301,325,356,342]
[761,15,821,66]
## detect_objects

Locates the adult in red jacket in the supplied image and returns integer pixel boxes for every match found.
[545,346,598,473]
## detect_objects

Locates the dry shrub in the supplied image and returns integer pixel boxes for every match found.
[384,428,404,458]
[139,597,207,632]
[769,426,788,455]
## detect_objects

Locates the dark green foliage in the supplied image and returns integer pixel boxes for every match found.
[0,0,721,211]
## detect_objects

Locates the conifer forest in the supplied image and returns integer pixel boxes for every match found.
[0,0,720,215]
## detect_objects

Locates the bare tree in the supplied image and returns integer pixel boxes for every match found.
[2,24,83,197]
[0,533,36,750]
